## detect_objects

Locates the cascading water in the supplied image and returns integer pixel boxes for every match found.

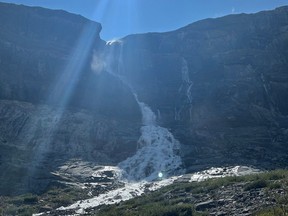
[181,58,193,104]
[175,57,193,121]
[104,40,184,181]
[118,97,183,181]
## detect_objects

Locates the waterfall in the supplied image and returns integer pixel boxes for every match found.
[103,42,184,181]
[181,58,190,83]
[181,57,193,104]
[118,101,183,181]
[176,57,193,121]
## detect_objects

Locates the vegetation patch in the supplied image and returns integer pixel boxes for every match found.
[0,186,90,215]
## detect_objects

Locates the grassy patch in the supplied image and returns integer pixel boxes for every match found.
[244,179,268,191]
[255,206,288,216]
[0,186,90,215]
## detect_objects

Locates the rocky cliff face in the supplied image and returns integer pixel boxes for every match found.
[0,100,140,194]
[0,2,140,120]
[0,3,141,195]
[0,2,288,195]
[107,6,288,170]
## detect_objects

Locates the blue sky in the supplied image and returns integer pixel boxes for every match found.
[1,0,288,40]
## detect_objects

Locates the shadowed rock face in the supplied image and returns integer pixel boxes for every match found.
[110,6,288,170]
[0,3,141,195]
[0,2,140,120]
[1,2,288,195]
[0,100,140,194]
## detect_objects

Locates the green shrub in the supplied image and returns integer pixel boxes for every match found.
[98,203,194,216]
[3,204,18,215]
[23,194,38,204]
[244,179,268,191]
[53,195,73,206]
[17,206,35,216]
[9,197,24,205]
[255,206,288,216]
[277,194,288,205]
[268,182,282,189]
[263,170,288,180]
[144,203,193,216]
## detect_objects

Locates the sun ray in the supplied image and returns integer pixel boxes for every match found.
[19,1,111,192]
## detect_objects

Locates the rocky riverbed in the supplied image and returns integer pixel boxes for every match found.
[1,165,287,215]
[93,169,288,216]
[33,165,267,215]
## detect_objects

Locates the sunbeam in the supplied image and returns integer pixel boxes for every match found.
[47,21,101,107]
[18,1,110,192]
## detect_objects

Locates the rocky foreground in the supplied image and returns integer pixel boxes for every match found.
[1,167,287,215]
[94,169,288,216]
[40,165,260,215]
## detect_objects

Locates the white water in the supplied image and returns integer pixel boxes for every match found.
[189,166,260,182]
[118,99,183,181]
[57,175,178,214]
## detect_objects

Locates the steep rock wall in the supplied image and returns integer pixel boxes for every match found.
[0,3,141,195]
[110,6,288,170]
[0,100,140,194]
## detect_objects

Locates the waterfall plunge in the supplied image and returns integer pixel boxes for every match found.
[101,41,184,181]
[119,100,183,181]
